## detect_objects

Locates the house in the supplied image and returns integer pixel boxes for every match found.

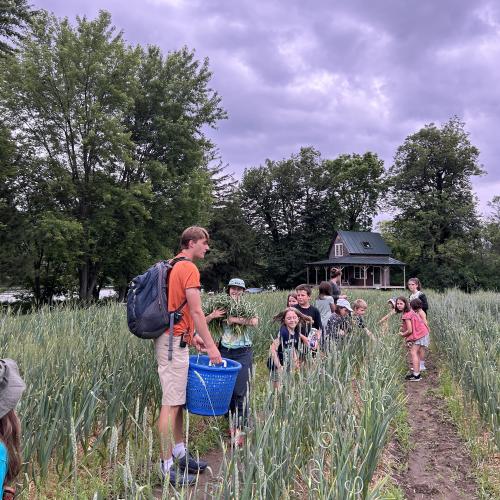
[306,230,406,289]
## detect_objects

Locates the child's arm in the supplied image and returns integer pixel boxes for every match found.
[378,309,395,324]
[400,318,412,337]
[417,309,429,328]
[228,316,259,327]
[270,338,282,369]
[363,326,375,340]
[419,293,429,312]
[206,308,226,323]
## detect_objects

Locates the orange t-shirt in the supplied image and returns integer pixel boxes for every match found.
[167,254,200,337]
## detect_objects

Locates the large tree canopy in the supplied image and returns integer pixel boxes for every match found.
[239,147,385,288]
[0,10,226,302]
[385,117,484,290]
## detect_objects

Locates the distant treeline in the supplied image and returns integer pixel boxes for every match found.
[0,8,498,303]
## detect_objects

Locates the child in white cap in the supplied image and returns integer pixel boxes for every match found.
[0,359,26,498]
[206,278,259,447]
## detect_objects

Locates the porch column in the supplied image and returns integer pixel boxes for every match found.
[314,267,319,284]
[363,266,368,288]
[403,266,406,288]
[384,266,389,286]
[325,267,328,281]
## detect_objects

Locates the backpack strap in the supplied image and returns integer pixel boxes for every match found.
[166,256,190,361]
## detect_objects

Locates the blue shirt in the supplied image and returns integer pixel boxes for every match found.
[0,441,8,495]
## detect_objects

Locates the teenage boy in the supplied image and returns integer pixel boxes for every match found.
[352,298,375,340]
[294,284,323,349]
[155,226,222,486]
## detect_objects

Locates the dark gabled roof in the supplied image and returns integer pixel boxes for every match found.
[336,230,392,255]
[307,256,405,266]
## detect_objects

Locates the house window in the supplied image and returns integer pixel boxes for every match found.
[334,243,343,257]
[354,266,366,279]
[362,241,372,249]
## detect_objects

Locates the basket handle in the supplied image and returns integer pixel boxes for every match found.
[209,359,227,368]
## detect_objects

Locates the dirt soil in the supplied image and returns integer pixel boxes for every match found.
[394,354,478,499]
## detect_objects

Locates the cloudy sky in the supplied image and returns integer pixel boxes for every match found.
[36,0,499,219]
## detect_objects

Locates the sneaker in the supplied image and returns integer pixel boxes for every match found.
[175,452,208,473]
[405,373,421,382]
[159,463,197,486]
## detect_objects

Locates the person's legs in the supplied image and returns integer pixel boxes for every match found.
[155,335,200,483]
[158,404,184,460]
[410,344,420,374]
[419,346,426,369]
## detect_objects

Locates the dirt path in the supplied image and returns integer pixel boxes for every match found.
[394,354,478,499]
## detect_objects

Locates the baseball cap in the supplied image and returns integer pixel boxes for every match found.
[336,298,353,312]
[228,278,246,289]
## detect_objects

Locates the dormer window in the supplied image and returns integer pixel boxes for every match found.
[362,241,372,249]
[334,243,343,257]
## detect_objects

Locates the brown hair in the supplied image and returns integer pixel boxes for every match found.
[318,281,332,297]
[330,267,341,279]
[286,292,298,307]
[353,298,367,310]
[295,284,312,296]
[410,298,423,311]
[407,277,422,291]
[180,226,209,249]
[0,410,22,484]
[273,307,313,325]
[395,296,410,313]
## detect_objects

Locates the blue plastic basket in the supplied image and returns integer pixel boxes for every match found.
[186,355,242,416]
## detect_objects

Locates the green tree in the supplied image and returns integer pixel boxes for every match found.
[239,147,385,288]
[0,0,33,56]
[0,11,225,301]
[386,117,484,290]
[200,182,262,291]
[324,152,385,231]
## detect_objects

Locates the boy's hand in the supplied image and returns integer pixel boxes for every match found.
[206,345,222,365]
[192,335,206,351]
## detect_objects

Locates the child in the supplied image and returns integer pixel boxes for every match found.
[323,298,352,350]
[294,284,323,351]
[207,278,258,447]
[395,297,429,381]
[0,359,25,499]
[268,308,312,389]
[378,298,397,334]
[314,281,335,328]
[407,278,429,313]
[286,292,298,308]
[352,299,375,340]
[410,298,430,371]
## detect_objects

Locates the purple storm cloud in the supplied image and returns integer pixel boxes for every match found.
[33,0,500,218]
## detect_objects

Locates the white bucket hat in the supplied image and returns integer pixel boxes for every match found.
[0,359,26,419]
[336,298,353,312]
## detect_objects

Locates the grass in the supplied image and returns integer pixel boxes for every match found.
[1,288,498,497]
[437,365,500,500]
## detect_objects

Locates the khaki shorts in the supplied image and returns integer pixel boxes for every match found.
[154,334,189,406]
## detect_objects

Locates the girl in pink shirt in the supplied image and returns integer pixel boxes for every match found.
[395,297,429,382]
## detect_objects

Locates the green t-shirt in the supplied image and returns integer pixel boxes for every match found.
[220,323,253,349]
